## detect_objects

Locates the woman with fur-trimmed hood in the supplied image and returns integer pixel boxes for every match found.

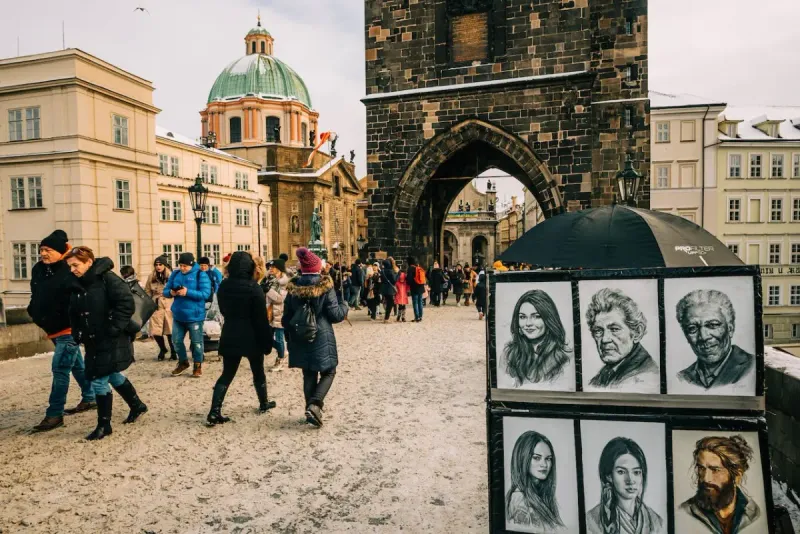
[282,247,348,428]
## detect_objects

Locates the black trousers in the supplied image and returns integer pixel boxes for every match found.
[431,291,441,306]
[442,290,450,304]
[215,353,266,389]
[303,369,336,408]
[383,294,396,320]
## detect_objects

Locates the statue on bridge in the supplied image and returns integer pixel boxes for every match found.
[310,208,323,243]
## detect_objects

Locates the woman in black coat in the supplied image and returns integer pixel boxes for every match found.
[475,271,488,320]
[282,247,348,427]
[207,251,275,426]
[64,247,147,441]
[451,264,465,304]
[379,259,398,323]
[365,264,382,321]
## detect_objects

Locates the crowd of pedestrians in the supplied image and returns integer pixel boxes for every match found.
[27,228,348,440]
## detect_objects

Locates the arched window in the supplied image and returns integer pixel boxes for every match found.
[229,117,242,144]
[266,116,280,143]
[251,42,256,54]
[260,41,265,54]
[333,175,342,197]
[301,122,308,147]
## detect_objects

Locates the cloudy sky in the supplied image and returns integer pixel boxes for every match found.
[3,0,798,206]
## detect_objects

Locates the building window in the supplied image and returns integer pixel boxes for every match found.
[203,244,221,266]
[764,324,773,339]
[210,166,218,185]
[623,108,633,128]
[750,154,762,178]
[792,244,800,264]
[229,117,242,144]
[115,180,131,210]
[201,163,209,183]
[159,154,168,174]
[266,117,280,142]
[8,109,23,141]
[772,154,785,178]
[11,242,40,279]
[725,123,738,138]
[728,198,741,222]
[172,201,182,221]
[768,286,781,306]
[251,42,257,54]
[112,114,129,146]
[236,244,251,252]
[203,204,219,224]
[162,244,183,268]
[624,64,638,82]
[261,210,267,229]
[769,243,781,264]
[794,199,800,221]
[656,122,670,143]
[160,199,171,221]
[654,166,669,188]
[624,17,634,35]
[242,173,249,189]
[301,122,308,147]
[793,324,800,338]
[260,41,265,54]
[263,245,269,260]
[680,121,696,142]
[8,107,40,141]
[794,154,800,178]
[729,154,742,178]
[25,107,41,140]
[236,208,251,226]
[334,175,342,197]
[10,176,43,209]
[118,242,133,267]
[791,287,800,306]
[728,244,740,257]
[771,198,784,222]
[170,156,179,177]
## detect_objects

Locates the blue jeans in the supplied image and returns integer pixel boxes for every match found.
[46,335,95,417]
[412,293,424,320]
[90,372,127,395]
[274,328,286,359]
[172,320,204,363]
[349,286,361,307]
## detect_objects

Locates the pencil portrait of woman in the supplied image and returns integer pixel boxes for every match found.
[586,437,665,534]
[502,289,571,387]
[506,431,565,533]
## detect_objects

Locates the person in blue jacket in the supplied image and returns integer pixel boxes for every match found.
[163,252,211,377]
[198,257,223,297]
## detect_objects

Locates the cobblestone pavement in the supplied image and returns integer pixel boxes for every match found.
[0,302,489,533]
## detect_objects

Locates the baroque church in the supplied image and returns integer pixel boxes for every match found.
[203,17,363,264]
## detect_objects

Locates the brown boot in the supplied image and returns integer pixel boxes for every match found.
[171,360,191,376]
[192,362,202,378]
[64,401,97,415]
[33,415,64,432]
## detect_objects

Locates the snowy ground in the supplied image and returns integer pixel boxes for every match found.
[0,303,489,533]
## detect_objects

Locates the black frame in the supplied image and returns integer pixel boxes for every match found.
[487,266,765,401]
[487,407,775,534]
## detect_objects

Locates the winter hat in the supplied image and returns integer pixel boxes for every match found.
[296,247,322,274]
[198,256,211,266]
[178,252,195,266]
[269,259,287,273]
[40,229,69,254]
[222,253,232,264]
[279,253,289,262]
[154,255,170,268]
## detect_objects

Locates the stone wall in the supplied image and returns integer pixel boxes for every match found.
[766,348,800,495]
[0,323,50,361]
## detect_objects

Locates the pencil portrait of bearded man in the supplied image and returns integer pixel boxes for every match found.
[675,289,755,389]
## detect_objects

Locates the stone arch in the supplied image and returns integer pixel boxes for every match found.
[389,119,563,265]
[443,229,458,268]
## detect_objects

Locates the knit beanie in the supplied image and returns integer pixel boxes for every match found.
[154,255,170,268]
[198,256,211,266]
[269,259,287,273]
[40,230,69,254]
[296,247,322,274]
[279,253,289,262]
[178,252,195,266]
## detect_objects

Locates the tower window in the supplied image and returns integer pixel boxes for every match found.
[229,117,242,144]
[266,116,280,143]
[251,42,256,54]
[261,41,265,54]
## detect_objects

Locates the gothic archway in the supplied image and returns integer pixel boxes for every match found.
[443,230,458,268]
[389,119,563,267]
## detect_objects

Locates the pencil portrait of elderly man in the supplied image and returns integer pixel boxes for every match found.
[675,289,755,389]
[585,288,659,388]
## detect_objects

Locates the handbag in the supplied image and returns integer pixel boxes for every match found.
[126,281,157,334]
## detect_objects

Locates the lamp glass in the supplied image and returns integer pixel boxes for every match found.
[188,175,209,219]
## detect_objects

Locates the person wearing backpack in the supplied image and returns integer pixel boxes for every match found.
[206,251,276,426]
[163,253,212,377]
[406,257,426,322]
[282,247,348,428]
[63,247,148,441]
[199,257,222,301]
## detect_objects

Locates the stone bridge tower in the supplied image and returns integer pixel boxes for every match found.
[363,0,649,266]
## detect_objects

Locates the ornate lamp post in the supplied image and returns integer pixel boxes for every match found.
[188,175,210,260]
[615,153,643,207]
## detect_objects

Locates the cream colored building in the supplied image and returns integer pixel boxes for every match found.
[0,49,271,308]
[650,91,800,348]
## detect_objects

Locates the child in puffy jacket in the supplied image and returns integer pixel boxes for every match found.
[394,271,409,322]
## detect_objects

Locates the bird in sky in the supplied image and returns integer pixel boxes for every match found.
[133,7,150,14]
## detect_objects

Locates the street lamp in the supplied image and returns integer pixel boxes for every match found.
[188,175,210,260]
[616,153,643,207]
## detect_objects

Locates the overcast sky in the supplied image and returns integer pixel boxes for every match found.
[2,0,798,207]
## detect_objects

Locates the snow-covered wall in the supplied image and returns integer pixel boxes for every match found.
[765,346,800,496]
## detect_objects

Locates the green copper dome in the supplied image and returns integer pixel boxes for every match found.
[247,26,271,37]
[207,54,313,108]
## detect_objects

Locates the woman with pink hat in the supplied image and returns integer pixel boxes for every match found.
[282,247,348,427]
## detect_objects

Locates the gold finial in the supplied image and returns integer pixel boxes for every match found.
[257,10,261,26]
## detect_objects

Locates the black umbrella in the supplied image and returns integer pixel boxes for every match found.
[499,205,743,269]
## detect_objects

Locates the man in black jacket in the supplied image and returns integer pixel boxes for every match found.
[406,257,426,322]
[349,259,364,309]
[28,230,96,432]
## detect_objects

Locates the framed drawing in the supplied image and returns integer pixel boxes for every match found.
[578,279,661,394]
[493,280,576,393]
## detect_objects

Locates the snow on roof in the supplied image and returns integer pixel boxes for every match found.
[258,155,347,178]
[155,125,258,165]
[719,105,800,141]
[649,90,725,109]
[765,345,800,382]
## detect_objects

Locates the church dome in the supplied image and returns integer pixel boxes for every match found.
[207,54,312,107]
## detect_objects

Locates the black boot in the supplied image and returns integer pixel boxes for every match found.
[167,335,177,360]
[207,383,231,426]
[113,379,148,424]
[86,393,113,441]
[154,335,167,361]
[255,382,276,413]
